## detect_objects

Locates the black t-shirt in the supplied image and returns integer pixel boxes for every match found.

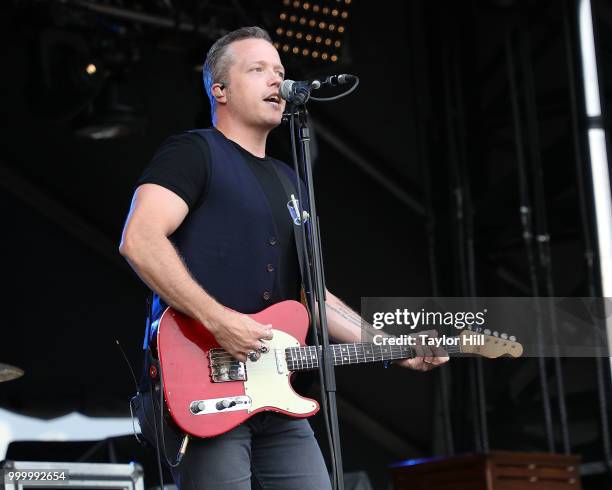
[136,129,301,304]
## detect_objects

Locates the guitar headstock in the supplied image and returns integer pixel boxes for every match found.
[459,329,523,358]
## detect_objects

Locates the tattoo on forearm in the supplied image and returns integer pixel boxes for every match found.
[325,300,379,340]
[326,302,362,327]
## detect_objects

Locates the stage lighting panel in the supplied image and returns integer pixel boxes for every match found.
[274,0,351,63]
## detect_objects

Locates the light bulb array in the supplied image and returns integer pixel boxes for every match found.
[274,0,350,62]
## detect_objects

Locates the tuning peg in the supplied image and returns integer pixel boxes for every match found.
[501,333,508,340]
[493,331,499,337]
[509,335,516,342]
[484,329,491,336]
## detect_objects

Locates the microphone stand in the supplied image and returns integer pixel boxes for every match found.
[286,102,345,490]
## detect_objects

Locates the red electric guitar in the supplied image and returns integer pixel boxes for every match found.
[156,300,523,438]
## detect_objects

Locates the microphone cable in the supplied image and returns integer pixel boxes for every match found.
[309,76,360,102]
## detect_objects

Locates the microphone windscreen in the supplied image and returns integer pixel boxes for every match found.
[279,80,295,101]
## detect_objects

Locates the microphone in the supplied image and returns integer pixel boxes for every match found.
[279,79,320,105]
[279,74,356,105]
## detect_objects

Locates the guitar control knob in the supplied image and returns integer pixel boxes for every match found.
[216,399,237,411]
[501,333,508,340]
[484,329,491,336]
[509,335,516,342]
[190,401,206,414]
[493,331,499,337]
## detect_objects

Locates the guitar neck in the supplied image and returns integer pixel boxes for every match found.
[286,342,460,372]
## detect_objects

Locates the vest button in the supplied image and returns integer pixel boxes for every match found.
[266,263,275,272]
[269,236,277,245]
[262,291,271,301]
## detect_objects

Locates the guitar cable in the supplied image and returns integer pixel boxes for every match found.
[114,338,166,490]
[148,376,167,490]
[153,367,187,468]
[114,339,146,447]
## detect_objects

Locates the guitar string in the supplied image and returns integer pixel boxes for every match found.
[207,354,455,376]
[207,344,465,362]
[203,349,469,376]
[190,336,511,369]
[201,346,467,374]
[204,336,504,363]
[208,342,467,356]
[207,345,465,363]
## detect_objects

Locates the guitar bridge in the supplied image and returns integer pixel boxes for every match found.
[209,348,247,382]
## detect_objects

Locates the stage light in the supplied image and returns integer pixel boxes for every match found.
[303,48,310,56]
[274,0,351,63]
[282,44,290,52]
[331,54,338,62]
[579,0,612,365]
[345,0,351,4]
[312,50,319,58]
[274,42,280,48]
[580,0,600,117]
[85,63,97,75]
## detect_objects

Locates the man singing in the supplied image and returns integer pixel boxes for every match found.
[120,26,447,490]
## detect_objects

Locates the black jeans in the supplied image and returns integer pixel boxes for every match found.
[135,388,332,490]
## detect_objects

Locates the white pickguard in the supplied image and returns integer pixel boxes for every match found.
[244,329,318,414]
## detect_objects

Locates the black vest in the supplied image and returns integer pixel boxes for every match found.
[149,128,302,328]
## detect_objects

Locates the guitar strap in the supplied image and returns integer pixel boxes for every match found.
[270,163,310,308]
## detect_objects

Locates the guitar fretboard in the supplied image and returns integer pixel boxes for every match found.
[285,343,415,371]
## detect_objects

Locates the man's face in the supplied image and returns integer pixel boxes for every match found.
[223,38,286,129]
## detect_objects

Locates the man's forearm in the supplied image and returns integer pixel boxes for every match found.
[119,231,224,329]
[324,290,378,343]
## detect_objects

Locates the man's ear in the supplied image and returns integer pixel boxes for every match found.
[212,83,227,104]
